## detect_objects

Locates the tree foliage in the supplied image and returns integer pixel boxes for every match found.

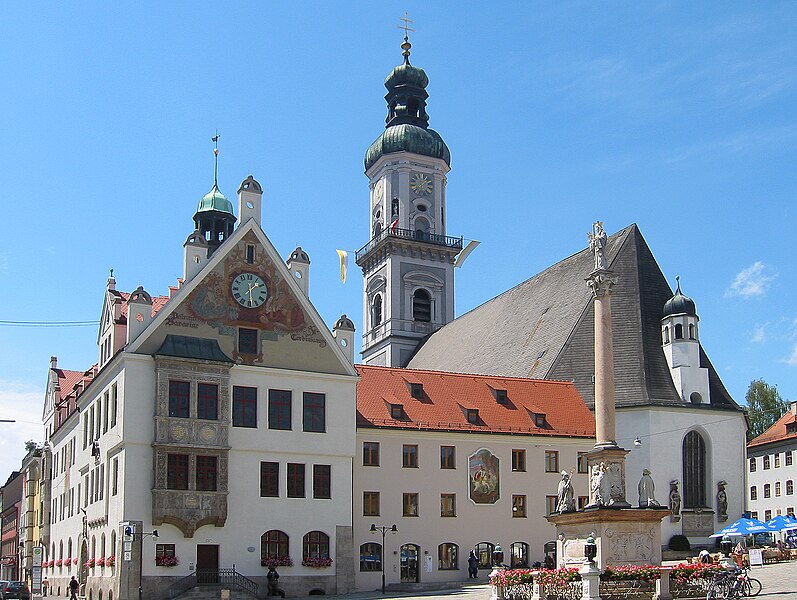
[745,379,789,440]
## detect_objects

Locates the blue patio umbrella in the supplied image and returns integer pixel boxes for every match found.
[765,515,797,532]
[710,517,770,537]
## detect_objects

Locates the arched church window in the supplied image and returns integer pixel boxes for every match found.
[663,327,670,344]
[372,295,383,328]
[414,217,430,240]
[407,98,420,118]
[413,289,431,323]
[683,430,706,508]
[689,323,696,339]
[373,222,382,238]
[674,324,683,339]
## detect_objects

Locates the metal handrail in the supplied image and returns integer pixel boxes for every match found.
[356,227,463,261]
[168,567,259,599]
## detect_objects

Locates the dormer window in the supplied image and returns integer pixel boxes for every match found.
[787,423,797,435]
[534,413,546,428]
[410,383,423,399]
[495,389,508,404]
[390,404,405,420]
[466,409,480,425]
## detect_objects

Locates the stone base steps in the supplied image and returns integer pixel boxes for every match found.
[173,585,259,600]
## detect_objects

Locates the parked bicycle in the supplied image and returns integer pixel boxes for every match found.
[706,567,762,599]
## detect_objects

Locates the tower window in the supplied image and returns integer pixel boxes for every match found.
[246,245,255,264]
[689,323,696,339]
[674,324,683,339]
[689,392,702,404]
[372,295,383,328]
[413,289,431,323]
[414,217,430,240]
[663,327,670,343]
[373,222,382,238]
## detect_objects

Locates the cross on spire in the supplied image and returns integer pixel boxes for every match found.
[211,131,220,187]
[397,11,415,64]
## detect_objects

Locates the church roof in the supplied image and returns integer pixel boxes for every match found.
[356,365,595,437]
[407,224,740,411]
[747,404,797,449]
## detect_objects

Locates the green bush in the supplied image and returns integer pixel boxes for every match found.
[668,534,691,551]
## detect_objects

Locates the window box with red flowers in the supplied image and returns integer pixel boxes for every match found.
[55,559,63,567]
[96,557,106,567]
[261,556,293,568]
[155,555,179,567]
[73,557,79,566]
[106,556,116,567]
[302,557,333,568]
[85,558,96,569]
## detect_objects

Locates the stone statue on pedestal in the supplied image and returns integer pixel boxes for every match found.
[590,462,607,506]
[669,481,681,522]
[557,470,576,513]
[717,481,728,522]
[588,221,608,271]
[637,469,661,508]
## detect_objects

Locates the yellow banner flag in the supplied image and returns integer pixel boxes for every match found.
[336,249,348,283]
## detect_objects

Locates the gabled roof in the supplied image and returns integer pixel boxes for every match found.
[408,224,740,411]
[356,365,595,437]
[747,405,797,448]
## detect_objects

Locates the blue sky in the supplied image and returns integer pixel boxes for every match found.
[1,2,796,477]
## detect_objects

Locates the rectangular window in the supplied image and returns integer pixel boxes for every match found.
[96,401,102,438]
[238,327,258,354]
[466,409,480,424]
[765,509,772,521]
[750,486,757,501]
[287,463,305,498]
[196,455,217,491]
[749,457,757,472]
[111,383,118,427]
[83,414,89,449]
[313,464,331,499]
[363,442,380,466]
[112,458,118,496]
[764,455,771,469]
[578,496,589,510]
[787,480,794,495]
[303,392,326,433]
[246,244,255,264]
[545,495,558,516]
[764,484,771,498]
[410,383,423,399]
[751,511,758,520]
[775,481,782,497]
[440,446,455,469]
[577,452,589,474]
[441,493,456,517]
[787,451,793,467]
[403,492,419,517]
[268,389,292,430]
[512,449,526,472]
[260,462,279,497]
[512,494,527,518]
[156,544,176,566]
[363,492,380,516]
[545,450,559,473]
[390,404,404,420]
[233,386,258,428]
[534,413,546,428]
[167,454,189,490]
[168,381,190,418]
[403,444,418,468]
[775,453,781,468]
[197,383,219,420]
[103,392,109,433]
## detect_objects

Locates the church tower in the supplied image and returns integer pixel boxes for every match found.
[661,278,710,404]
[356,34,462,367]
[193,138,236,256]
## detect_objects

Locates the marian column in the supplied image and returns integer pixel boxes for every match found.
[585,221,630,508]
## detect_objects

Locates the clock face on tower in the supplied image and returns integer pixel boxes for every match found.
[410,172,433,196]
[231,273,268,308]
[373,180,384,204]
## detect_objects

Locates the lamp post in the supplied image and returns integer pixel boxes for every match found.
[370,524,396,594]
[123,525,159,600]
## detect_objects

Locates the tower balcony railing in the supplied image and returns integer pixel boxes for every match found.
[356,227,463,262]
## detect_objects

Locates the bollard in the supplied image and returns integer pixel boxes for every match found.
[579,560,600,600]
[654,567,672,600]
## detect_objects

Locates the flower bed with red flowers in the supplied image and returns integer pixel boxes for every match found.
[602,564,661,581]
[261,556,293,568]
[155,555,179,567]
[302,557,333,568]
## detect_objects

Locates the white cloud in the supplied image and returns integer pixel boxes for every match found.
[750,323,768,343]
[0,380,45,481]
[785,345,797,366]
[725,261,777,298]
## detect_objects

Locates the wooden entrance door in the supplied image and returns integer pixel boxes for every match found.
[196,545,219,583]
[400,544,419,583]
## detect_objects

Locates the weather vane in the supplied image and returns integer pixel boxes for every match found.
[211,131,220,186]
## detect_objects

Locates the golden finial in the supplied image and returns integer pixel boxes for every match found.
[397,11,415,64]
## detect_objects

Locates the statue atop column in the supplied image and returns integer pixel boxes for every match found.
[588,221,608,271]
[556,470,576,513]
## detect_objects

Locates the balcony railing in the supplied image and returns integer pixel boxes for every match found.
[356,227,463,262]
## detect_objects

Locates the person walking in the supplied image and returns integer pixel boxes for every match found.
[69,576,79,600]
[467,551,479,579]
[41,577,49,597]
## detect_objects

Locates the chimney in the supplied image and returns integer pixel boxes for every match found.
[287,247,310,296]
[238,175,263,226]
[126,286,153,344]
[332,314,355,363]
[50,356,58,370]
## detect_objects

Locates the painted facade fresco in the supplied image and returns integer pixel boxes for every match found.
[468,448,500,504]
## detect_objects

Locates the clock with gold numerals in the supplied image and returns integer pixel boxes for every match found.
[409,172,433,196]
[231,273,268,308]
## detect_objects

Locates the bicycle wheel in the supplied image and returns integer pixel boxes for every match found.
[707,580,731,600]
[743,578,762,597]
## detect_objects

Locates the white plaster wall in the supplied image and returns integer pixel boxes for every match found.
[747,443,797,521]
[616,406,747,546]
[353,429,593,590]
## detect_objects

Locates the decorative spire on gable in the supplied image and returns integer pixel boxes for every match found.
[193,133,237,255]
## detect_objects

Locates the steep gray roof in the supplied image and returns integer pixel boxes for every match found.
[408,224,739,411]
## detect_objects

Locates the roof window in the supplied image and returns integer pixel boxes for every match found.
[390,403,405,420]
[534,413,547,428]
[495,389,509,404]
[466,409,480,425]
[410,383,424,399]
[787,422,797,435]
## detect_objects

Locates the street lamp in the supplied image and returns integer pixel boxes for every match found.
[370,524,397,594]
[124,526,159,600]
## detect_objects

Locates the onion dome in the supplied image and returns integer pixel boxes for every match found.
[289,246,310,264]
[364,35,450,171]
[663,278,697,317]
[197,183,234,215]
[334,314,355,332]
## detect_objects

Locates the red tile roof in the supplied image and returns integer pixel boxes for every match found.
[747,406,797,448]
[118,291,171,320]
[356,365,596,437]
